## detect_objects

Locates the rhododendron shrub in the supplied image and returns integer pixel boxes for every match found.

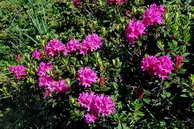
[2,0,194,129]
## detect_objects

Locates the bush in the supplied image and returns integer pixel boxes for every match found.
[0,0,194,128]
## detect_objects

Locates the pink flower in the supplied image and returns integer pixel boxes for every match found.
[142,4,165,26]
[77,67,98,87]
[32,50,42,60]
[72,0,81,7]
[45,40,66,56]
[94,94,115,116]
[107,0,125,5]
[78,92,115,123]
[175,56,184,70]
[79,33,102,55]
[65,39,80,54]
[157,56,174,79]
[38,75,53,88]
[37,62,53,76]
[45,80,70,96]
[79,44,88,55]
[141,56,174,79]
[36,62,70,97]
[43,89,51,98]
[125,20,146,44]
[50,80,70,93]
[84,113,97,123]
[141,56,159,76]
[78,92,97,110]
[8,65,26,79]
[39,77,70,96]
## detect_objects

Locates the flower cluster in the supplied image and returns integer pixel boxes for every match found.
[79,33,102,55]
[41,79,70,98]
[142,4,165,26]
[32,50,42,60]
[45,34,102,56]
[45,40,66,56]
[64,39,80,55]
[37,62,70,97]
[125,20,146,43]
[141,56,158,76]
[9,34,102,97]
[107,0,125,5]
[37,62,53,76]
[78,92,115,123]
[77,67,98,87]
[8,65,26,79]
[125,3,165,44]
[38,74,53,88]
[84,113,97,123]
[141,56,174,79]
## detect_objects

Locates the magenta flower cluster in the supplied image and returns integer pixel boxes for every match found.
[142,4,165,27]
[45,33,102,56]
[64,39,80,55]
[9,33,102,98]
[84,113,97,123]
[125,20,146,43]
[78,92,115,123]
[37,62,70,98]
[77,67,98,87]
[45,39,66,56]
[32,50,42,60]
[141,56,174,79]
[125,3,165,44]
[37,62,53,76]
[79,33,102,55]
[8,65,27,79]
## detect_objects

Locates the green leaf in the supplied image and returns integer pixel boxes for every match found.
[143,98,151,104]
[115,123,130,129]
